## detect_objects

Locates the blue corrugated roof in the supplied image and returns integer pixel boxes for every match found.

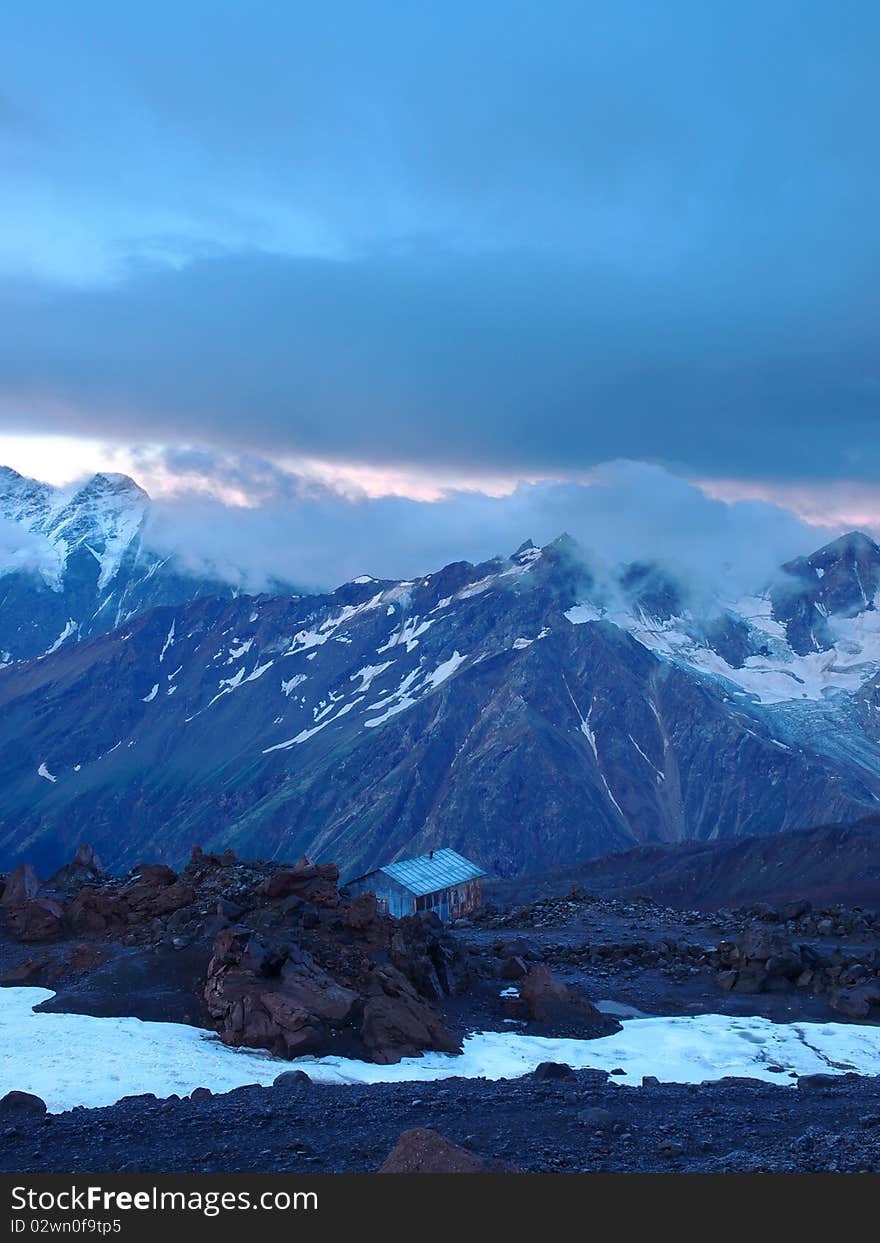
[377,847,486,896]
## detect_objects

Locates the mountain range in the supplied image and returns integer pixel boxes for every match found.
[1,467,880,878]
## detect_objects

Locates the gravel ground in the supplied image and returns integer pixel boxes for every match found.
[3,1071,880,1174]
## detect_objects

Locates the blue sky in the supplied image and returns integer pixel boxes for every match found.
[0,1,878,536]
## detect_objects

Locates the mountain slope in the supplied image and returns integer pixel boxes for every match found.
[483,817,880,911]
[1,532,879,875]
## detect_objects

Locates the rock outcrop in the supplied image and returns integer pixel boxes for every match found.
[500,964,619,1038]
[711,924,880,1019]
[1,844,471,1065]
[203,862,465,1063]
[378,1128,494,1173]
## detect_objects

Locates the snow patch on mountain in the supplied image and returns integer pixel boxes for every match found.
[45,619,78,655]
[264,697,364,751]
[566,589,880,705]
[0,469,149,592]
[351,662,393,693]
[426,650,467,688]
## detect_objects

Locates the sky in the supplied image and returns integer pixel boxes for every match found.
[0,1,878,583]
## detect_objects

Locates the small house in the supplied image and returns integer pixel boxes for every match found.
[345,847,487,922]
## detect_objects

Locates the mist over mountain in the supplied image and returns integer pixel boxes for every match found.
[137,455,827,600]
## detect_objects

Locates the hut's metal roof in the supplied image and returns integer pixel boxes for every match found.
[375,848,486,897]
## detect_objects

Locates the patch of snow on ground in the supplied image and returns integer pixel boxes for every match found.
[142,684,159,703]
[37,763,56,783]
[564,602,603,625]
[283,593,386,658]
[628,733,664,781]
[362,651,469,728]
[455,575,496,600]
[561,674,624,817]
[5,990,880,1113]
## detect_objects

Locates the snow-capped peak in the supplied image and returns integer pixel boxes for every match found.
[0,467,149,591]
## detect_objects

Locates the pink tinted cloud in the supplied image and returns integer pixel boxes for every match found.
[699,479,880,535]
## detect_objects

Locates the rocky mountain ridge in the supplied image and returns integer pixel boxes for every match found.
[1,515,880,878]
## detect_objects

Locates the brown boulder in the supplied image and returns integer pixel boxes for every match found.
[1,864,40,907]
[831,982,880,1019]
[65,868,194,932]
[47,844,107,894]
[1,956,50,983]
[378,1128,488,1173]
[345,892,379,931]
[148,881,196,916]
[256,863,340,907]
[731,963,769,993]
[278,946,359,1024]
[0,1091,47,1120]
[519,965,573,1018]
[361,966,461,1064]
[532,1061,574,1080]
[512,965,615,1037]
[737,927,792,962]
[123,867,190,913]
[129,863,178,887]
[203,928,359,1058]
[5,898,65,942]
[67,886,116,933]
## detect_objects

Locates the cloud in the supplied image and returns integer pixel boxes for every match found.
[0,3,878,488]
[0,516,59,583]
[1,243,879,488]
[141,454,828,599]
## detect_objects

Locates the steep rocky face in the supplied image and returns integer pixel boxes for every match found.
[773,532,880,655]
[0,466,241,664]
[1,529,880,877]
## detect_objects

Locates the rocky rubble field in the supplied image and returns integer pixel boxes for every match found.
[4,850,880,1173]
[0,845,617,1064]
[3,1067,880,1174]
[466,889,880,1023]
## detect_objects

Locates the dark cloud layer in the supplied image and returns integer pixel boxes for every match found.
[0,1,878,482]
[2,243,878,482]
